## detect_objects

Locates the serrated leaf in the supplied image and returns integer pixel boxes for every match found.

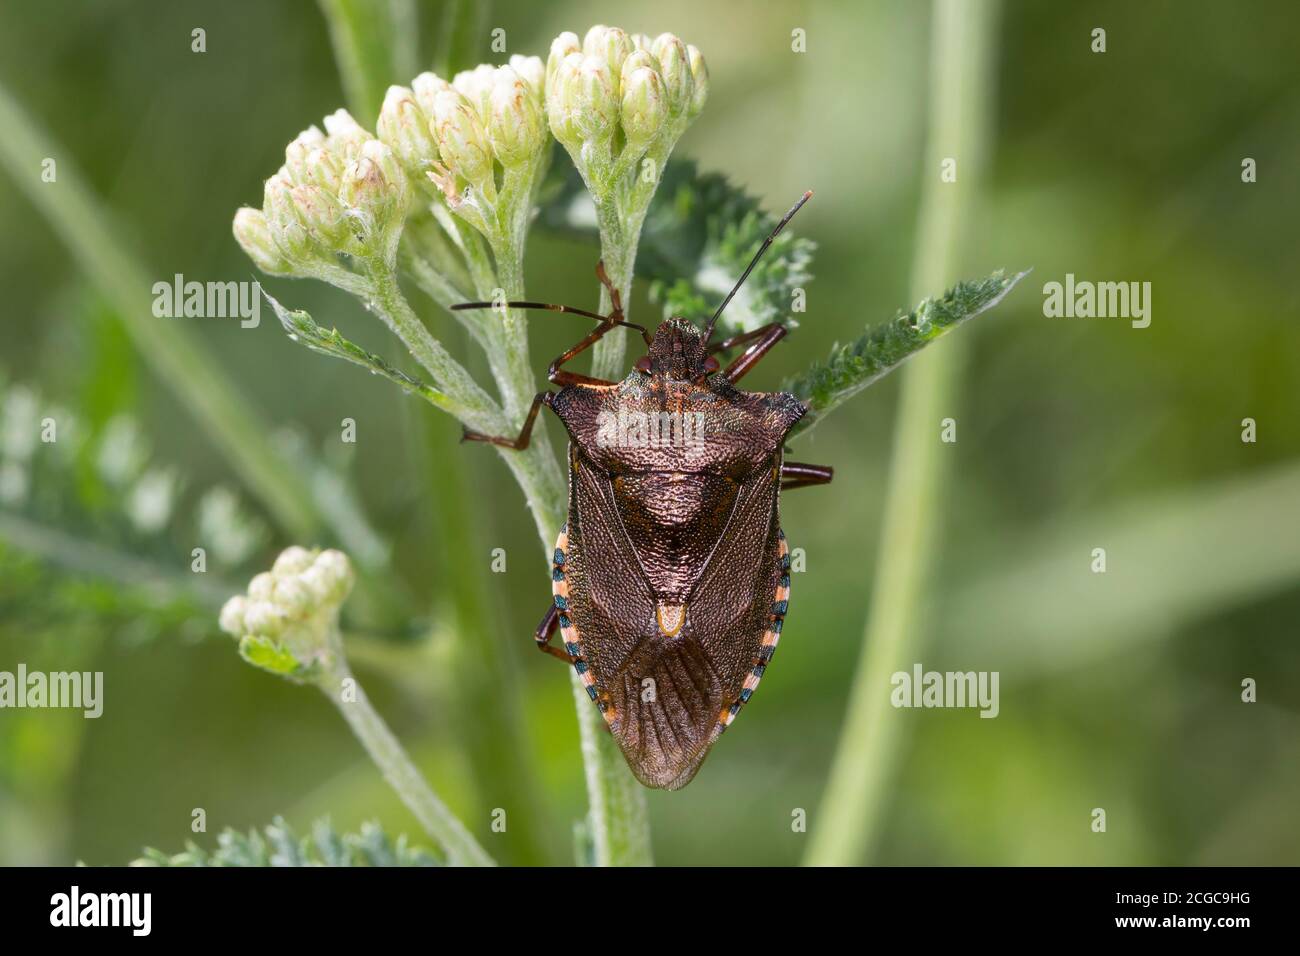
[263,290,454,413]
[537,159,814,334]
[785,270,1030,437]
[133,816,438,867]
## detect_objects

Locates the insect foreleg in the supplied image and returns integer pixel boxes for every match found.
[533,603,574,663]
[547,319,628,387]
[720,323,788,383]
[780,461,833,490]
[462,391,553,449]
[707,323,786,356]
[594,259,623,315]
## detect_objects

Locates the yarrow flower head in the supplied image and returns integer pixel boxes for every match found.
[219,546,356,681]
[545,26,708,200]
[233,110,410,280]
[376,58,548,242]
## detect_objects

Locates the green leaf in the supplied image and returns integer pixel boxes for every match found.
[317,0,419,127]
[237,634,304,679]
[133,816,438,867]
[263,291,454,413]
[433,0,492,78]
[785,269,1029,437]
[537,159,815,334]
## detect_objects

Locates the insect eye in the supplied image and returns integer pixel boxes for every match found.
[635,356,653,373]
[703,355,720,373]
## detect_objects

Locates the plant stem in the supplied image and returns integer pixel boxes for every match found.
[365,264,505,433]
[590,198,636,381]
[804,0,1001,867]
[318,653,496,867]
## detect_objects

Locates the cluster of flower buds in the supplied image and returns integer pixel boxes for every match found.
[545,26,707,194]
[376,56,547,232]
[219,546,356,680]
[233,110,410,276]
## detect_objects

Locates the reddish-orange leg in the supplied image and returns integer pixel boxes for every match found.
[534,603,573,663]
[713,323,789,383]
[456,261,652,445]
[461,391,553,448]
[781,461,833,490]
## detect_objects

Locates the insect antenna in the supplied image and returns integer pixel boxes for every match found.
[450,299,652,345]
[703,189,813,344]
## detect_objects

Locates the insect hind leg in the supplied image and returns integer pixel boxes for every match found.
[533,603,573,664]
[781,461,833,490]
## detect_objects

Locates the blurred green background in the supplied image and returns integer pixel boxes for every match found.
[1,0,1297,866]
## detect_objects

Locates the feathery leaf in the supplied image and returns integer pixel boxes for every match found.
[133,816,439,867]
[538,159,815,334]
[785,269,1029,437]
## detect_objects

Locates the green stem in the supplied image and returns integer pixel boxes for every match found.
[804,0,1000,867]
[365,264,505,434]
[318,653,495,867]
[590,198,639,381]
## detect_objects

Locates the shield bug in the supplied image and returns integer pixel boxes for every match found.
[453,191,830,789]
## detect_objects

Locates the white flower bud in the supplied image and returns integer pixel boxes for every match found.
[233,207,291,274]
[574,54,618,140]
[546,52,585,146]
[452,64,497,121]
[547,31,581,88]
[411,72,453,116]
[221,547,358,680]
[583,25,632,84]
[290,183,350,246]
[263,172,313,262]
[300,549,354,606]
[272,545,315,576]
[248,571,276,601]
[651,34,695,116]
[431,90,494,187]
[508,54,545,103]
[322,108,373,162]
[272,575,313,618]
[686,45,708,117]
[284,126,325,184]
[314,549,355,595]
[377,85,439,173]
[620,65,666,150]
[305,147,346,195]
[243,599,284,638]
[488,67,544,167]
[339,140,409,253]
[219,595,248,637]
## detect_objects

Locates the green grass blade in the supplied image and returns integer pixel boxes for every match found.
[0,82,320,541]
[317,0,420,126]
[805,0,1003,867]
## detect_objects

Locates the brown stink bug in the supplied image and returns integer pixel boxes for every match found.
[453,192,830,789]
